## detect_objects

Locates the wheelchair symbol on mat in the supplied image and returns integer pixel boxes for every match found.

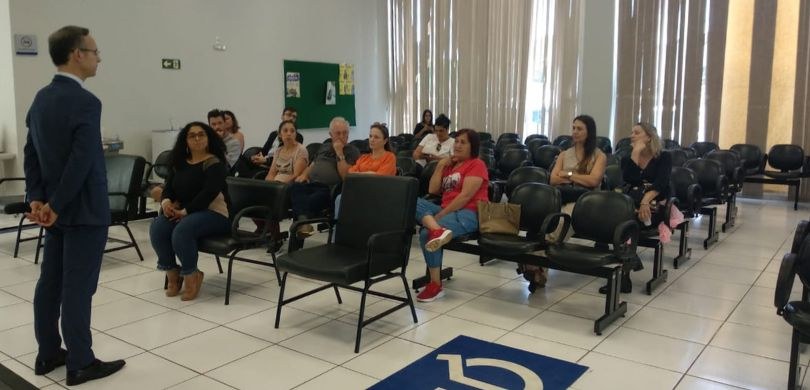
[435,353,544,390]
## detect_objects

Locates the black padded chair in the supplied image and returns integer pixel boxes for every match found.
[497,133,520,142]
[527,138,551,152]
[306,142,322,163]
[396,156,422,178]
[418,161,438,197]
[684,158,728,248]
[139,150,173,218]
[349,139,371,154]
[478,132,493,142]
[730,143,766,176]
[532,145,562,170]
[596,136,613,154]
[504,167,549,199]
[680,147,697,160]
[774,221,810,389]
[602,164,623,191]
[744,144,808,210]
[553,135,573,150]
[663,139,681,150]
[666,149,689,168]
[615,137,631,152]
[493,148,530,180]
[198,177,288,305]
[706,150,744,231]
[478,183,561,293]
[0,178,42,261]
[525,134,548,144]
[494,138,520,160]
[543,191,640,334]
[670,167,702,268]
[230,146,266,178]
[275,175,418,353]
[105,154,147,261]
[397,149,414,158]
[689,141,718,158]
[605,154,620,167]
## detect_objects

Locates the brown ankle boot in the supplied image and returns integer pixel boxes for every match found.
[165,269,183,297]
[181,271,204,301]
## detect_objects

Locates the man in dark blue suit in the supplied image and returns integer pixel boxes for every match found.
[24,25,125,386]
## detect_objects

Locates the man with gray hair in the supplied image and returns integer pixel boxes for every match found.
[289,117,359,237]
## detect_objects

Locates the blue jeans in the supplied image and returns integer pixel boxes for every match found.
[150,210,230,275]
[415,198,478,268]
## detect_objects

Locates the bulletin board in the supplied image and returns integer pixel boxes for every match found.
[283,60,356,129]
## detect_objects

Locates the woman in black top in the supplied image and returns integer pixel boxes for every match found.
[602,122,671,294]
[413,109,434,138]
[149,122,230,301]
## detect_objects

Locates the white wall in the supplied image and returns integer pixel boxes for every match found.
[8,0,389,175]
[0,0,18,170]
[580,0,615,139]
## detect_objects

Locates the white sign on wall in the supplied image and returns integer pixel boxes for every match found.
[14,34,37,55]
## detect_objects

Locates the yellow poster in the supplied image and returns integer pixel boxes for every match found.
[339,64,354,95]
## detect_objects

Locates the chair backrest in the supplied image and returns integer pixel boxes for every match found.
[497,149,530,177]
[615,137,631,151]
[478,132,493,142]
[525,134,548,144]
[349,139,371,154]
[706,150,742,185]
[419,160,438,196]
[553,135,572,147]
[663,139,680,150]
[106,154,146,213]
[730,143,765,173]
[532,145,562,170]
[791,220,810,255]
[603,164,624,191]
[226,176,289,223]
[527,138,551,152]
[396,157,422,178]
[666,149,689,168]
[231,147,266,178]
[768,144,805,171]
[150,150,173,179]
[509,183,561,237]
[497,133,520,142]
[670,166,702,214]
[506,166,549,198]
[596,136,612,154]
[680,147,697,160]
[335,175,418,263]
[306,143,322,163]
[495,138,520,158]
[684,158,725,197]
[605,154,620,167]
[242,146,263,161]
[689,141,718,158]
[571,191,637,244]
[775,225,810,312]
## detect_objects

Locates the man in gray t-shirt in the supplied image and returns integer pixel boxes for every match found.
[290,117,358,237]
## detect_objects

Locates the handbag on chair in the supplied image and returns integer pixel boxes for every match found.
[477,201,521,235]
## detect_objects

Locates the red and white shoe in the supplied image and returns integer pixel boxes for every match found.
[416,282,444,302]
[425,228,453,252]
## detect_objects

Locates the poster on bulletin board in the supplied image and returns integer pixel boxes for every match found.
[283,60,356,129]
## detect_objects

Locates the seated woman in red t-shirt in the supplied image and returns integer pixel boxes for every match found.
[415,129,489,302]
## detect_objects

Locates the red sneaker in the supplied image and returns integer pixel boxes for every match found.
[417,282,444,302]
[425,228,453,252]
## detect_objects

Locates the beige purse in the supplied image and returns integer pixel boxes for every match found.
[477,201,521,235]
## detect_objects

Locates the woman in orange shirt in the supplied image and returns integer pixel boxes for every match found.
[349,123,396,175]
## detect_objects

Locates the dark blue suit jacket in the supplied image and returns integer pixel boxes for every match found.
[24,75,110,226]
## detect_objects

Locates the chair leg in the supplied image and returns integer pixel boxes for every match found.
[215,255,224,274]
[645,241,668,295]
[354,280,371,353]
[788,329,800,389]
[123,223,144,261]
[225,253,237,305]
[333,285,343,304]
[722,193,737,232]
[701,207,719,250]
[270,252,282,286]
[34,227,43,264]
[673,221,692,269]
[274,272,288,328]
[401,273,418,323]
[794,182,800,211]
[13,216,24,258]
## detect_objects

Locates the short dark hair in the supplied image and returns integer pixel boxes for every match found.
[435,114,451,129]
[171,122,227,167]
[207,109,225,122]
[456,128,480,158]
[223,110,240,132]
[48,26,89,66]
[283,106,298,115]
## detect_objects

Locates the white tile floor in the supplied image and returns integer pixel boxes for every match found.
[0,195,807,389]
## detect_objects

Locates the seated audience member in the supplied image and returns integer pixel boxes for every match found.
[414,129,488,302]
[413,109,434,139]
[290,117,359,237]
[223,110,245,152]
[253,106,298,166]
[208,109,241,168]
[260,120,308,251]
[413,114,454,166]
[349,122,397,175]
[149,122,229,301]
[521,115,606,290]
[603,121,671,293]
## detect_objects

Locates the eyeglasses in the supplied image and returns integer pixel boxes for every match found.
[435,143,442,152]
[187,133,207,140]
[78,48,100,56]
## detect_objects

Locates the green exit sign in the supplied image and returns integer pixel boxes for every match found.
[161,58,181,70]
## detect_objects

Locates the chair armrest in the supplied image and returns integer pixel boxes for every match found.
[612,219,639,260]
[366,228,413,268]
[775,253,797,315]
[687,183,702,212]
[230,205,276,243]
[541,212,570,244]
[252,170,269,179]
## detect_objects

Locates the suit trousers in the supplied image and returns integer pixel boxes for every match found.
[34,224,108,371]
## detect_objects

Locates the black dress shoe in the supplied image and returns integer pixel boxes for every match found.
[34,348,67,375]
[66,359,126,386]
[598,273,632,294]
